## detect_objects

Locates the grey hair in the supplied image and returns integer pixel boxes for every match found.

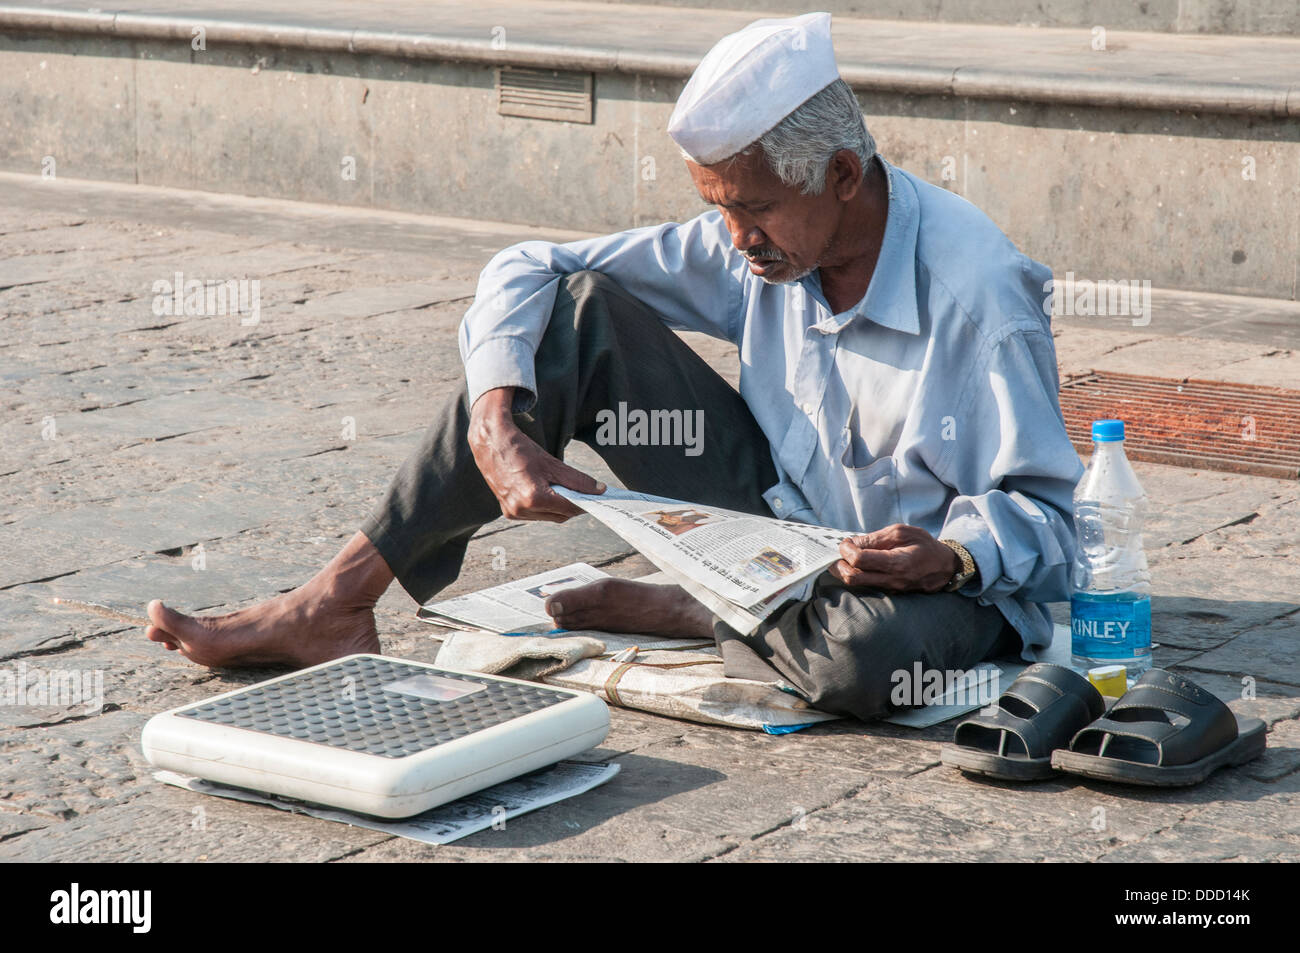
[682,79,877,195]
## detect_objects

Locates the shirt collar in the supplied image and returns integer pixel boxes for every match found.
[807,156,921,336]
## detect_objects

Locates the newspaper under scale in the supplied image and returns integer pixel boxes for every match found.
[552,486,853,634]
[155,760,619,845]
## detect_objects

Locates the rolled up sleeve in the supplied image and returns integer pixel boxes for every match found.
[936,326,1083,605]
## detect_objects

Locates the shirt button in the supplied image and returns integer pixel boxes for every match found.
[773,498,783,510]
[801,403,814,414]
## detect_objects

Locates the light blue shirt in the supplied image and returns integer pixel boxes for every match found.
[459,157,1083,656]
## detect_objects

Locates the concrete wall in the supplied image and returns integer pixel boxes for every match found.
[589,0,1300,36]
[2,31,1297,299]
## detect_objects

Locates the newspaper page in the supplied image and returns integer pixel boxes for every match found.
[552,486,851,611]
[154,760,619,845]
[648,559,814,635]
[417,562,610,633]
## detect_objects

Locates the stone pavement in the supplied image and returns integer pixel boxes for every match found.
[1,173,1297,862]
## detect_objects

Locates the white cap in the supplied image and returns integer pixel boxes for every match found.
[668,11,841,165]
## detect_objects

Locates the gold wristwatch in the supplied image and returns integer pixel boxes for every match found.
[939,539,977,592]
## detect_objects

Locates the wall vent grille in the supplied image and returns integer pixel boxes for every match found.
[497,67,593,124]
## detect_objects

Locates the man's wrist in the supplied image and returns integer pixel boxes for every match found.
[471,386,517,422]
[469,388,524,452]
[938,538,977,592]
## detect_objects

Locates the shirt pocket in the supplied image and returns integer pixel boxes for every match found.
[839,426,901,529]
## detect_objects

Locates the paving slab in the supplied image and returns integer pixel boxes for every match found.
[0,791,393,862]
[31,551,319,614]
[1,588,133,660]
[717,784,1106,862]
[720,750,1261,863]
[1148,594,1296,653]
[1177,614,1300,689]
[1231,716,1300,783]
[12,481,314,561]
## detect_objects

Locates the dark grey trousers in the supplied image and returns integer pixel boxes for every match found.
[361,270,1016,722]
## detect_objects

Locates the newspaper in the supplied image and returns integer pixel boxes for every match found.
[651,562,816,634]
[154,760,619,845]
[552,486,852,633]
[417,561,611,633]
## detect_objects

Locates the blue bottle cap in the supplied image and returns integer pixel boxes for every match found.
[1092,419,1125,442]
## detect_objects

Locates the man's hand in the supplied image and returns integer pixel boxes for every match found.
[468,387,606,523]
[829,524,961,593]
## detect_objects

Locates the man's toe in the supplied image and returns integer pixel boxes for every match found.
[147,599,201,638]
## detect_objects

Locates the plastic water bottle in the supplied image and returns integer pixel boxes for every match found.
[1070,419,1152,674]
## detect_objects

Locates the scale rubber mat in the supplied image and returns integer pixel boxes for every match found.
[177,656,568,758]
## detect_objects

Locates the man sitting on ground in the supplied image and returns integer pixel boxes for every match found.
[145,12,1082,721]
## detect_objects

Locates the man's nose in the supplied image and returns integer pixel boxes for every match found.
[724,213,766,253]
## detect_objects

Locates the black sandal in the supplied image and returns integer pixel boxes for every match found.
[1051,669,1266,787]
[941,663,1105,782]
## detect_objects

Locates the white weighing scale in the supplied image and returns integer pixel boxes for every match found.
[142,654,610,818]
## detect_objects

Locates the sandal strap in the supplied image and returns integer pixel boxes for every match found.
[952,663,1103,759]
[1110,669,1230,723]
[954,706,1042,758]
[1005,663,1105,720]
[1072,715,1179,751]
[1074,670,1239,766]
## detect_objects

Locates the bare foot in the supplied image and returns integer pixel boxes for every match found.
[544,578,714,638]
[145,531,393,668]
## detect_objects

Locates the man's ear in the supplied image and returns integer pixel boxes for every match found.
[828,149,864,202]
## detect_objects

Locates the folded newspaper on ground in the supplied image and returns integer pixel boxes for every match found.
[552,486,853,634]
[418,561,611,633]
[154,761,619,845]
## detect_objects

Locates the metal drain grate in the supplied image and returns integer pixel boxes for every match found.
[1059,372,1300,479]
